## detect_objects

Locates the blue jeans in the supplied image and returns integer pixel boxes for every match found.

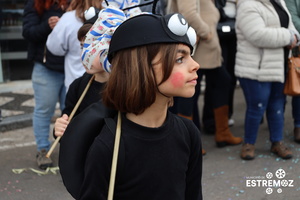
[239,78,286,144]
[292,96,300,128]
[32,62,65,151]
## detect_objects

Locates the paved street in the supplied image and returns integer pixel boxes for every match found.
[0,80,299,200]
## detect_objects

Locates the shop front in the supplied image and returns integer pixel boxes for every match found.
[0,0,32,82]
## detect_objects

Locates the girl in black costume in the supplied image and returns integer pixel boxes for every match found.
[60,6,203,200]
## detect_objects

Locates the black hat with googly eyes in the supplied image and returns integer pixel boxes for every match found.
[108,13,197,62]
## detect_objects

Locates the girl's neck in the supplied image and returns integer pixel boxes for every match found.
[126,95,171,128]
[94,71,109,83]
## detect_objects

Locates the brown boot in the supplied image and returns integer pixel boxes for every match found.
[214,105,243,147]
[177,113,193,121]
[271,142,292,159]
[241,143,255,160]
[202,149,206,155]
[294,127,300,143]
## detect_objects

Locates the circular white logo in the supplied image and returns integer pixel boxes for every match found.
[266,188,273,194]
[276,169,286,179]
[277,188,282,193]
[266,172,273,179]
[281,180,289,187]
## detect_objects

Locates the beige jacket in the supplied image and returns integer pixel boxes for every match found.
[167,0,222,69]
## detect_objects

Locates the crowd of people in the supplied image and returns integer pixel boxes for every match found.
[21,0,300,199]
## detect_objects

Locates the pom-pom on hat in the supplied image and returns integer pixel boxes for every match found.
[84,7,100,25]
[108,13,197,62]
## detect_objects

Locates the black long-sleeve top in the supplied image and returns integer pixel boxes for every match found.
[63,73,105,117]
[79,111,203,200]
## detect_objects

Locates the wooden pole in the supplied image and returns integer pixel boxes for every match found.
[46,75,95,158]
[107,111,121,200]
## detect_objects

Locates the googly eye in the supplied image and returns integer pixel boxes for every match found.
[84,7,96,21]
[187,27,197,47]
[167,14,188,36]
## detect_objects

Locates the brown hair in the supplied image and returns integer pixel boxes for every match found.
[102,43,179,115]
[67,0,103,22]
[77,23,93,41]
[34,0,68,16]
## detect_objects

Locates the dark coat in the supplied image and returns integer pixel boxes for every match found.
[22,0,65,72]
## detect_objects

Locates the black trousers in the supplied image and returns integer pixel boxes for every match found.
[201,34,237,130]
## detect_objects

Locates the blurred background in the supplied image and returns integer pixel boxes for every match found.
[0,0,33,83]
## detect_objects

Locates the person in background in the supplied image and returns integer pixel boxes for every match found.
[285,0,300,144]
[235,0,299,160]
[22,0,68,169]
[167,0,242,154]
[54,9,110,137]
[203,0,237,132]
[219,0,238,127]
[46,0,103,92]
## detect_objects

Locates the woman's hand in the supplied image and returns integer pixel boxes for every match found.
[48,16,60,29]
[290,35,298,49]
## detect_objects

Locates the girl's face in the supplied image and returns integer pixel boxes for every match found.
[80,38,105,75]
[84,53,105,74]
[154,44,200,98]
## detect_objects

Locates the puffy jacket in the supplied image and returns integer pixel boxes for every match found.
[235,0,298,83]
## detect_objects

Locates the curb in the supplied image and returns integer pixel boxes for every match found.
[0,113,33,132]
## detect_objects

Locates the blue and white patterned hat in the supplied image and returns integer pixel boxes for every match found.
[82,4,196,73]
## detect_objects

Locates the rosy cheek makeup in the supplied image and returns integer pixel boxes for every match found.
[170,72,185,88]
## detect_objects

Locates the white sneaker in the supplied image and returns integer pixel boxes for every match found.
[228,118,235,127]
